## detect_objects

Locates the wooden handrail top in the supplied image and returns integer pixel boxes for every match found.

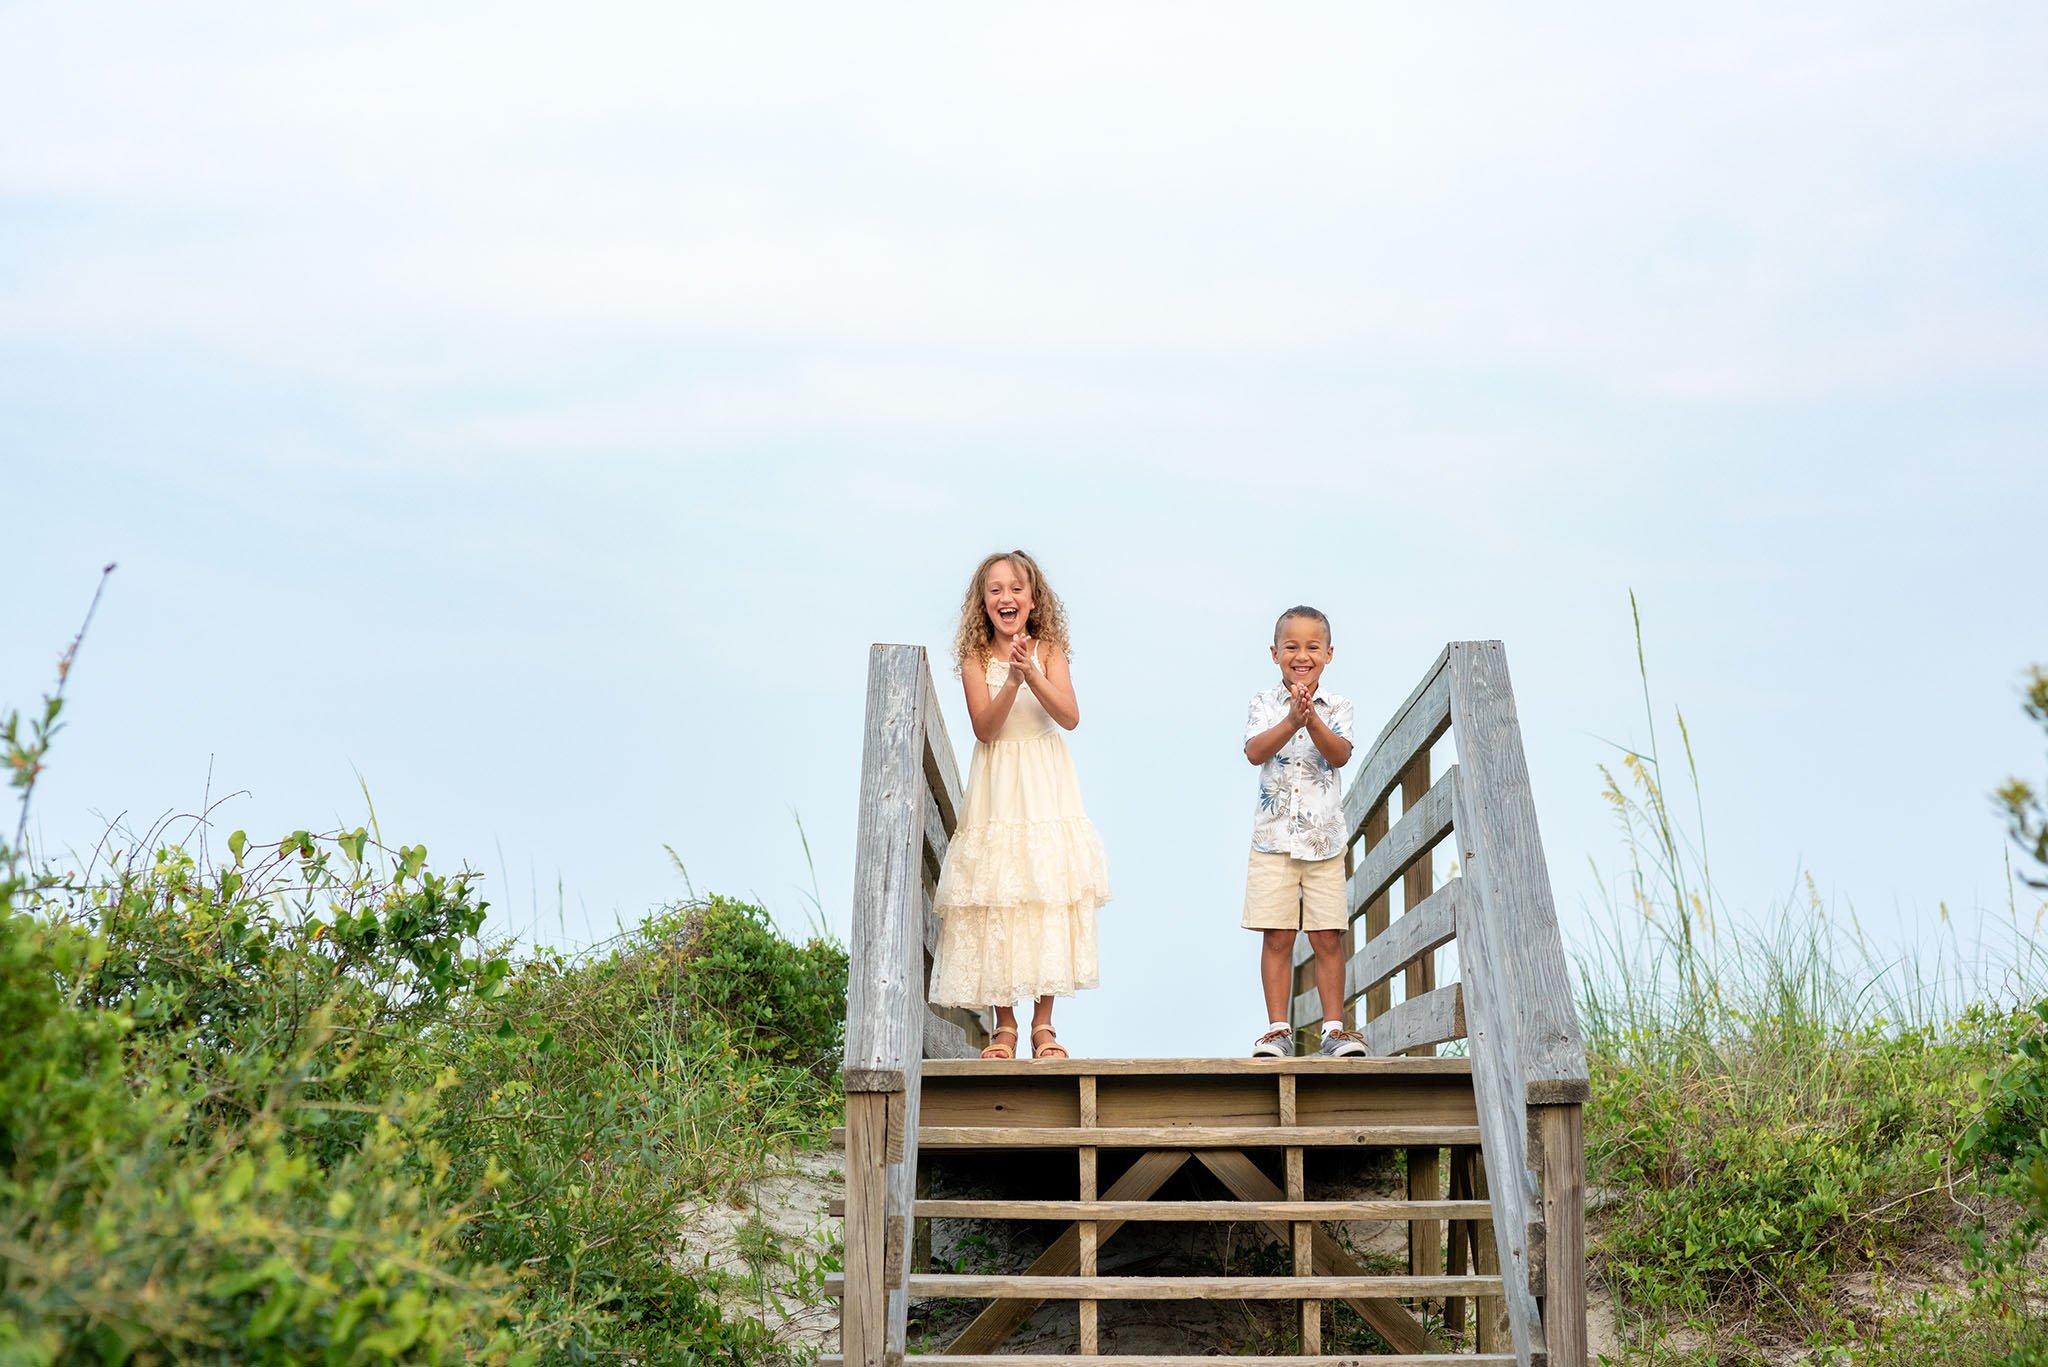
[1341,645,1452,844]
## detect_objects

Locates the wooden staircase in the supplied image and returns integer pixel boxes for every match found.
[830,643,1589,1366]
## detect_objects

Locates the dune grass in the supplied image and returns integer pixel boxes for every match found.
[1572,613,2048,1363]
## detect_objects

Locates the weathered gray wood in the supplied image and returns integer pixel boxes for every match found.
[945,1149,1192,1354]
[1355,983,1465,1057]
[821,1357,1518,1367]
[918,1124,1480,1150]
[1347,766,1457,923]
[844,645,929,1094]
[846,1272,1506,1301]
[921,665,964,835]
[1446,640,1589,1106]
[1341,648,1452,843]
[845,1198,1496,1221]
[920,1054,1473,1079]
[1194,1149,1440,1354]
[839,1091,889,1366]
[1451,774,1543,1366]
[1538,1104,1588,1366]
[922,786,949,893]
[841,644,946,1356]
[1344,877,1461,1003]
[922,1008,979,1060]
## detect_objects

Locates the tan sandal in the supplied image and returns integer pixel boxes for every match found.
[980,1025,1019,1060]
[1030,1025,1069,1061]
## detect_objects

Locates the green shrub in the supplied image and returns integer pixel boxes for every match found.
[0,608,848,1364]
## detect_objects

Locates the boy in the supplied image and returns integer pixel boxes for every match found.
[1242,606,1365,1058]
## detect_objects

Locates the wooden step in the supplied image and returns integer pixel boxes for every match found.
[824,1272,1506,1300]
[826,1197,1494,1222]
[820,1357,1516,1366]
[924,1123,1481,1150]
[833,1123,1481,1150]
[920,1055,1474,1078]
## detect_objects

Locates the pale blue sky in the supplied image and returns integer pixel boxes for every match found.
[4,4,2043,1055]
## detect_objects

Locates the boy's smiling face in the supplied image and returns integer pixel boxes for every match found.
[1271,615,1333,694]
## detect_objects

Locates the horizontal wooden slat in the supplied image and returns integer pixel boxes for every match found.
[1346,875,1461,1002]
[824,1272,1504,1301]
[922,1008,978,1060]
[919,1055,1472,1079]
[915,1124,1480,1150]
[1292,885,1464,1030]
[1359,983,1465,1056]
[818,1357,1515,1367]
[1342,647,1452,842]
[827,1197,1494,1222]
[921,667,963,832]
[922,785,949,890]
[829,1124,1483,1151]
[1348,765,1456,920]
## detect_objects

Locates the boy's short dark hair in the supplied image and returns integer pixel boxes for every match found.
[1273,605,1331,646]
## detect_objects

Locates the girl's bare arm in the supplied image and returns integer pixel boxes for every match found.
[963,657,1024,741]
[1019,643,1081,730]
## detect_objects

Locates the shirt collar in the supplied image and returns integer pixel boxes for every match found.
[1268,681,1335,706]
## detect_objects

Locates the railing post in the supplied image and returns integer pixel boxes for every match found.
[842,644,935,1363]
[1448,639,1591,1367]
[1538,1102,1588,1365]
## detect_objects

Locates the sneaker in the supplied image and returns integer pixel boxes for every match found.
[1251,1027,1295,1058]
[1318,1028,1367,1058]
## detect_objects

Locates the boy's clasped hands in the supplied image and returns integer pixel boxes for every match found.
[1287,681,1316,726]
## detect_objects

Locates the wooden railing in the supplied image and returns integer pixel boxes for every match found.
[840,639,1587,1366]
[1289,640,1589,1364]
[839,644,980,1363]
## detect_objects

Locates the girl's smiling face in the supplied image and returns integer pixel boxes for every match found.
[982,559,1035,640]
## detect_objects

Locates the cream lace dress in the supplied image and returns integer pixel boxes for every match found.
[929,649,1111,1008]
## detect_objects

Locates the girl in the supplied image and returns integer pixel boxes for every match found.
[930,550,1111,1060]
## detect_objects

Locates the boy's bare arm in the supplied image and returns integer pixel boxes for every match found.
[1245,714,1300,764]
[1303,708,1352,767]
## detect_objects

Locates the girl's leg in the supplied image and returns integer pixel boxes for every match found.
[1029,995,1068,1059]
[982,1003,1020,1059]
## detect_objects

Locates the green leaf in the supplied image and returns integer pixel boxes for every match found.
[227,829,247,864]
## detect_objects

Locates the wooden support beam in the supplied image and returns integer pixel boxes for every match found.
[944,1150,1192,1355]
[1399,753,1438,1060]
[839,1091,890,1367]
[1193,1150,1442,1356]
[1539,1104,1587,1367]
[1079,1076,1099,1356]
[1360,797,1393,1024]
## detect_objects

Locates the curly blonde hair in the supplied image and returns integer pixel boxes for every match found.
[951,549,1071,671]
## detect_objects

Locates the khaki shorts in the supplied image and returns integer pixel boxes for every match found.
[1241,847,1348,931]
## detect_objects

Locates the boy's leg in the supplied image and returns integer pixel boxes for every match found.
[1307,929,1345,1023]
[1260,929,1297,1022]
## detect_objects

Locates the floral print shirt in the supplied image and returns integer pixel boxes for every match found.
[1244,683,1355,861]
